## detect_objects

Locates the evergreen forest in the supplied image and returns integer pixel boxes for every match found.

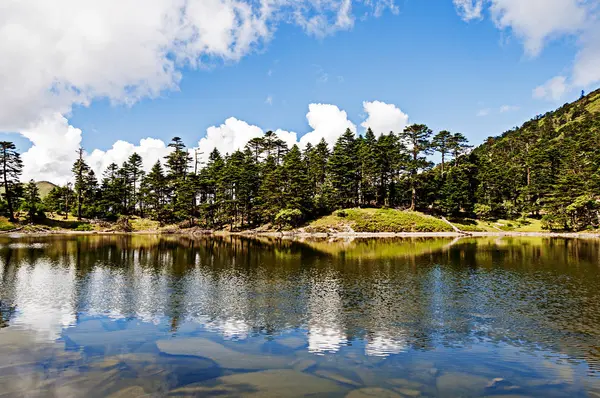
[2,88,600,232]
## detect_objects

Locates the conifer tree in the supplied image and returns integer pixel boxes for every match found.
[401,124,433,211]
[0,142,23,221]
[328,129,359,208]
[72,148,90,220]
[22,180,42,222]
[431,130,452,175]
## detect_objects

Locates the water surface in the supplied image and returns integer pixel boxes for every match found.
[1,235,600,397]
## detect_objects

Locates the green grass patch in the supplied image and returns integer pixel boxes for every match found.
[130,217,161,231]
[306,208,453,233]
[0,217,15,231]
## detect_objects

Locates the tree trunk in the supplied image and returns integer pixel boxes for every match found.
[2,148,14,222]
[441,152,445,176]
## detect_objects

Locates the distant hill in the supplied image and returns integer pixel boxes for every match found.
[36,181,58,199]
[0,180,58,199]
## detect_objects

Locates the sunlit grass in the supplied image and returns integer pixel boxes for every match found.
[306,208,453,233]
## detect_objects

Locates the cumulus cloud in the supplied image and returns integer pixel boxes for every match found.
[196,117,264,161]
[195,103,355,162]
[87,138,172,178]
[2,0,400,183]
[0,0,398,133]
[533,76,568,101]
[299,104,357,147]
[361,101,409,135]
[453,0,484,21]
[21,114,83,184]
[19,99,410,182]
[456,0,600,97]
[20,113,172,184]
[489,0,587,57]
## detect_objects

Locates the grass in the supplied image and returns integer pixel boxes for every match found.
[305,208,453,233]
[449,217,545,232]
[130,217,161,231]
[0,217,15,231]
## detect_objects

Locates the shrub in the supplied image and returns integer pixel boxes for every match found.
[275,209,303,229]
[335,210,348,218]
[113,216,133,232]
[474,204,493,220]
[74,223,94,231]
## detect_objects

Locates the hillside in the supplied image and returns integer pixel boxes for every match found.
[304,208,454,233]
[470,87,600,230]
[0,180,57,199]
[36,181,58,198]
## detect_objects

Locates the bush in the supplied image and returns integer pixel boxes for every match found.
[74,223,94,231]
[113,216,133,232]
[474,204,493,220]
[275,209,303,229]
[335,210,348,218]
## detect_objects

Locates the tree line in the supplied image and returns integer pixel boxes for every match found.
[1,88,599,231]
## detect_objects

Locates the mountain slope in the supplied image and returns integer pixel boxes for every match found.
[470,87,600,230]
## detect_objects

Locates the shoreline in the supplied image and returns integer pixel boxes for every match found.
[2,229,600,239]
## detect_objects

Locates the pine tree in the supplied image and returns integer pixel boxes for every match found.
[126,153,144,215]
[0,142,23,222]
[22,180,42,222]
[328,129,359,208]
[358,128,378,206]
[142,161,167,221]
[401,124,433,211]
[164,137,193,222]
[448,133,471,166]
[72,148,90,220]
[431,130,452,175]
[282,145,312,216]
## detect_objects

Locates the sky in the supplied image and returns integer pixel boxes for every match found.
[1,0,599,184]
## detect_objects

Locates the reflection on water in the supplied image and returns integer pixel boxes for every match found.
[0,235,600,397]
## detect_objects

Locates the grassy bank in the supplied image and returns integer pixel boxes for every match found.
[304,208,454,233]
[449,217,544,233]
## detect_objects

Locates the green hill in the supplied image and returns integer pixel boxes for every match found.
[35,181,58,199]
[305,208,453,233]
[470,87,600,230]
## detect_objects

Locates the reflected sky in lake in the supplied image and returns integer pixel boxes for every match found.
[1,235,600,397]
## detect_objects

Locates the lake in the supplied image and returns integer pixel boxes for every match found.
[0,235,599,397]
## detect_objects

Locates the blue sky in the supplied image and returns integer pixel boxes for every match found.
[68,1,576,151]
[1,0,597,182]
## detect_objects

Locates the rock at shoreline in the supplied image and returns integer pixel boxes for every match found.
[157,337,288,370]
[346,387,404,398]
[169,369,343,397]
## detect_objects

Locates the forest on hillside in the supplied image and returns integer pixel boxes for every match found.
[1,88,600,231]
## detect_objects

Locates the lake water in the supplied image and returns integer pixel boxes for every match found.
[1,235,600,397]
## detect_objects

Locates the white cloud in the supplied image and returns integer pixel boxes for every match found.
[477,108,491,117]
[573,24,600,87]
[19,100,410,182]
[0,0,398,133]
[20,113,172,184]
[361,101,409,136]
[499,104,519,113]
[299,104,357,147]
[87,138,172,178]
[21,114,83,184]
[453,0,484,21]
[489,0,587,57]
[456,0,600,96]
[1,0,399,182]
[533,76,568,101]
[196,117,264,161]
[265,95,273,105]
